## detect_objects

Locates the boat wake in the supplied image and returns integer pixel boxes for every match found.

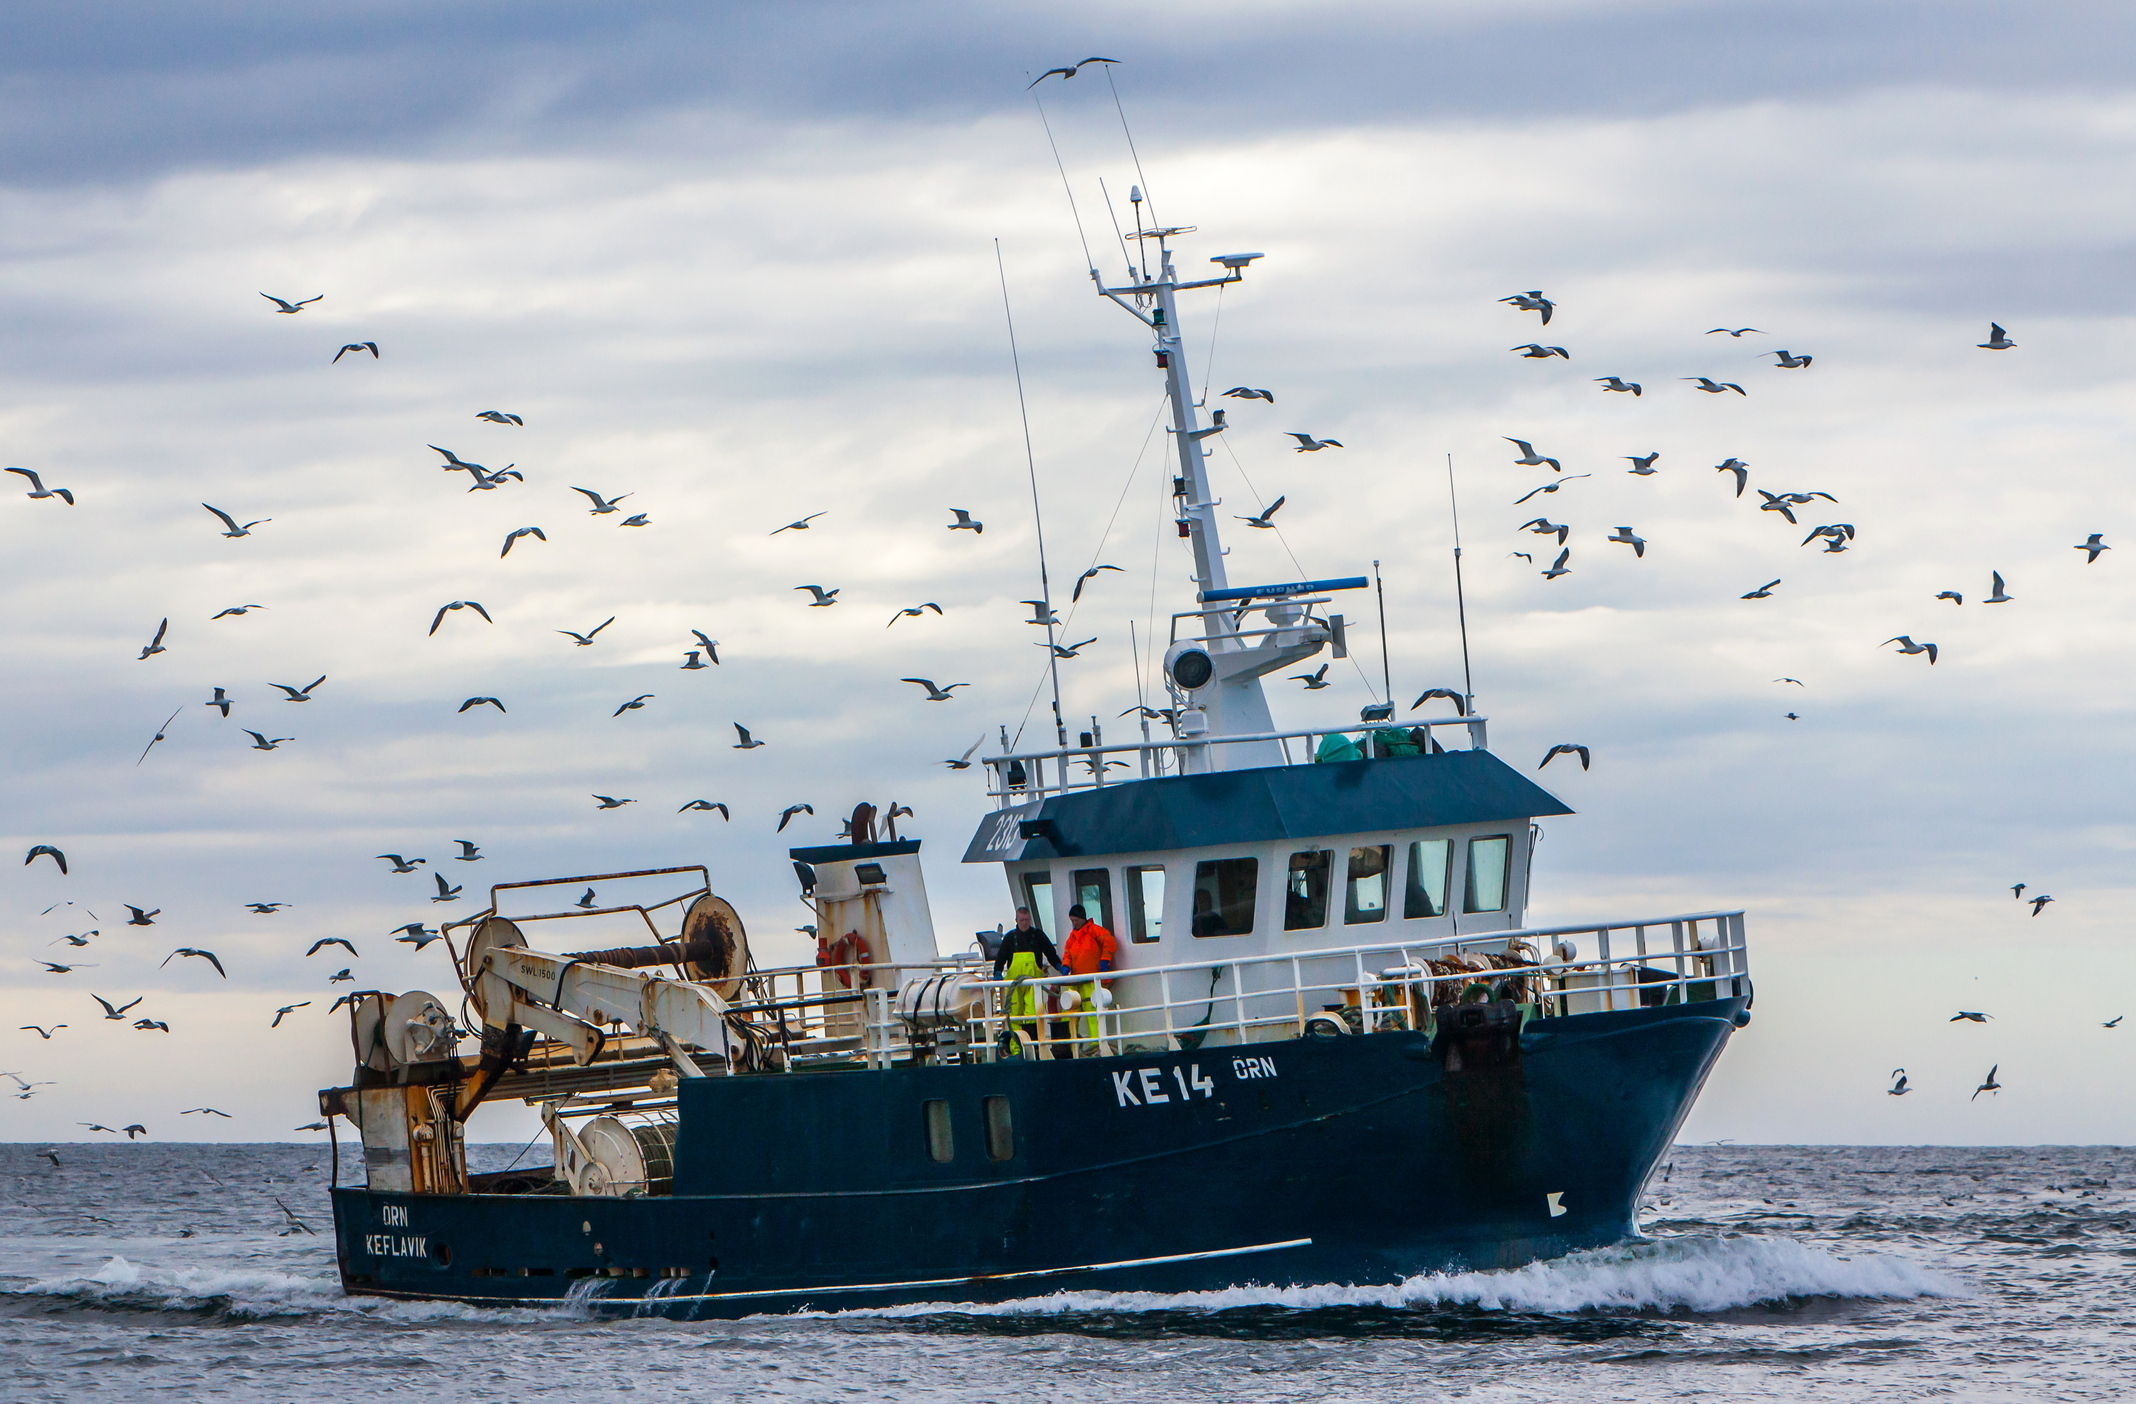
[11,1255,554,1323]
[835,1234,1963,1320]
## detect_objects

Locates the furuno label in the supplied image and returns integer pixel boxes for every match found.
[1112,1063,1215,1107]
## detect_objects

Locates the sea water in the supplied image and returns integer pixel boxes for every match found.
[0,1143,2127,1402]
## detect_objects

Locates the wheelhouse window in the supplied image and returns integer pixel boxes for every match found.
[1071,869,1114,934]
[1284,850,1331,931]
[1463,836,1511,914]
[1126,865,1166,943]
[1191,857,1259,937]
[1344,845,1390,925]
[1404,839,1452,918]
[1021,872,1054,933]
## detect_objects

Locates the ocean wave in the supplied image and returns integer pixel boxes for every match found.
[13,1256,563,1323]
[830,1234,1964,1320]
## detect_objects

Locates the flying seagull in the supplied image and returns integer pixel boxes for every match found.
[1741,580,1781,599]
[375,854,425,872]
[452,840,483,861]
[2011,882,2025,899]
[1021,600,1061,626]
[2104,1017,2123,1029]
[40,961,91,974]
[138,618,169,660]
[796,585,840,606]
[92,995,143,1020]
[1706,327,1763,337]
[306,937,359,959]
[19,1026,66,1039]
[203,503,269,538]
[430,445,485,472]
[574,888,599,909]
[211,605,266,619]
[1042,638,1097,659]
[244,902,288,913]
[1978,323,2015,350]
[243,730,293,750]
[1625,453,1660,475]
[947,509,984,533]
[331,342,378,362]
[1512,344,1570,359]
[500,526,546,557]
[1071,565,1122,602]
[25,845,68,874]
[1756,490,1801,524]
[476,410,523,425]
[182,1107,235,1117]
[162,948,226,978]
[902,678,969,700]
[570,486,632,515]
[2074,533,2111,563]
[1888,1069,1910,1096]
[1984,572,2014,604]
[1606,526,1647,558]
[613,694,654,716]
[771,513,826,534]
[1236,497,1285,528]
[270,1003,312,1028]
[391,923,443,948]
[593,795,635,809]
[136,707,183,765]
[1290,664,1330,690]
[205,687,232,717]
[1222,386,1275,402]
[2030,894,2054,916]
[1027,56,1120,87]
[431,873,462,902]
[1539,743,1591,771]
[1936,591,1963,605]
[1951,1010,1991,1023]
[464,464,523,492]
[557,616,615,646]
[1764,350,1813,368]
[1505,439,1562,471]
[1513,475,1591,505]
[943,737,986,770]
[681,651,706,669]
[1287,433,1343,451]
[1683,377,1746,395]
[1521,518,1569,545]
[1500,291,1554,324]
[1882,636,1938,663]
[261,293,322,313]
[458,696,505,713]
[732,724,764,750]
[888,603,945,627]
[1595,377,1642,396]
[690,630,721,663]
[269,676,326,702]
[679,800,730,817]
[5,467,74,504]
[1410,688,1467,715]
[620,513,649,527]
[1714,459,1750,496]
[776,803,815,832]
[1540,547,1572,580]
[1803,523,1855,548]
[124,906,158,925]
[1972,1065,2002,1100]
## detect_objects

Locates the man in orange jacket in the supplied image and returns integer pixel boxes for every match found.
[1061,904,1118,1056]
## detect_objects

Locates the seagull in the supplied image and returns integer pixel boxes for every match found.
[2074,534,2110,563]
[1936,591,1963,605]
[134,1019,170,1032]
[261,293,322,313]
[447,840,482,862]
[1972,1065,2002,1100]
[1540,548,1572,580]
[375,854,426,873]
[122,1125,149,1139]
[613,694,654,716]
[1984,571,2013,604]
[776,803,815,832]
[136,707,183,766]
[92,995,143,1020]
[19,1026,65,1039]
[430,445,486,472]
[1410,688,1467,715]
[732,724,765,750]
[1222,386,1275,402]
[431,873,462,902]
[51,932,95,947]
[391,923,443,948]
[429,602,494,639]
[620,513,649,527]
[500,526,546,557]
[771,513,826,534]
[138,618,169,660]
[476,410,523,425]
[1020,600,1061,626]
[943,737,986,770]
[2030,894,2054,916]
[1513,476,1591,505]
[182,1107,234,1117]
[458,696,505,713]
[796,585,840,606]
[1951,1011,1991,1023]
[211,605,267,619]
[902,678,969,700]
[270,1003,312,1028]
[575,888,599,909]
[307,937,359,958]
[1803,523,1855,547]
[1509,552,1532,563]
[203,504,270,537]
[124,906,158,925]
[690,631,721,663]
[1784,712,1800,721]
[243,730,293,750]
[1888,1069,1910,1096]
[1071,565,1123,602]
[205,688,232,717]
[1042,638,1097,659]
[269,676,326,702]
[1512,344,1570,359]
[331,342,378,362]
[947,508,984,533]
[1756,491,1800,524]
[1287,433,1344,451]
[1882,636,1937,663]
[5,467,75,504]
[329,968,354,982]
[1741,580,1781,599]
[592,795,635,809]
[244,902,288,913]
[162,948,226,977]
[1684,377,1746,395]
[1606,526,1647,558]
[2011,883,2025,899]
[1595,377,1642,396]
[1500,291,1554,324]
[1290,664,1331,690]
[1625,452,1660,475]
[1714,459,1750,496]
[1763,350,1813,368]
[1978,323,2015,350]
[1236,498,1286,528]
[1775,678,1803,686]
[681,651,707,669]
[1505,439,1561,471]
[463,464,523,491]
[79,1124,117,1134]
[40,962,92,974]
[1521,518,1569,545]
[888,603,945,626]
[570,486,631,515]
[2105,1016,2123,1029]
[558,616,615,646]
[1706,328,1763,337]
[679,800,730,817]
[1027,56,1120,87]
[1539,743,1591,771]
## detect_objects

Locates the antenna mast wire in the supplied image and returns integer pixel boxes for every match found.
[997,239,1068,747]
[1446,453,1476,711]
[1106,67,1157,229]
[1373,559,1392,706]
[1031,94,1096,274]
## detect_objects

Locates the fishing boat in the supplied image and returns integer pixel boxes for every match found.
[321,187,1753,1318]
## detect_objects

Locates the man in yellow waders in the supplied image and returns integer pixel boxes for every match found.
[1061,904,1119,1056]
[990,906,1063,1056]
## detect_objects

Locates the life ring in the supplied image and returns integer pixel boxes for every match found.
[816,930,873,989]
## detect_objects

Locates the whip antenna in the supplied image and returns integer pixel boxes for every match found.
[1446,453,1476,712]
[996,240,1068,747]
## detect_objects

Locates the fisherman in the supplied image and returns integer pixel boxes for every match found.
[1060,904,1118,1055]
[990,906,1062,1055]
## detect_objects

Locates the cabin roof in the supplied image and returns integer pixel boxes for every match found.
[961,749,1574,864]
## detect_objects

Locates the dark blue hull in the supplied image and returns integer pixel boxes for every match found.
[332,997,1745,1315]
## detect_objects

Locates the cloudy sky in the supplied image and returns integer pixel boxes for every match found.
[4,1,2134,1146]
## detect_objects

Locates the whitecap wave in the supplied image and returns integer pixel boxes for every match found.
[828,1235,1964,1319]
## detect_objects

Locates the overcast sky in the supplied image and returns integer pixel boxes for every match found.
[5,1,2134,1146]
